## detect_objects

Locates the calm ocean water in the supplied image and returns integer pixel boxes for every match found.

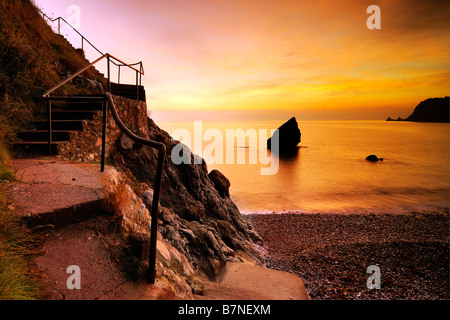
[157,120,450,214]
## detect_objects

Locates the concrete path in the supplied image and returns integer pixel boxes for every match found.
[7,157,108,228]
[196,262,310,300]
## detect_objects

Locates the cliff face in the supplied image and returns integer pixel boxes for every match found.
[405,97,449,123]
[110,118,266,280]
[387,97,450,123]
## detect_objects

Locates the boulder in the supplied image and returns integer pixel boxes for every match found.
[366,155,383,162]
[119,133,135,150]
[267,117,301,153]
[208,169,230,198]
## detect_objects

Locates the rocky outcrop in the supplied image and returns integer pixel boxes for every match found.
[110,117,267,280]
[386,117,404,121]
[101,167,199,298]
[208,169,231,198]
[387,97,449,123]
[267,117,301,153]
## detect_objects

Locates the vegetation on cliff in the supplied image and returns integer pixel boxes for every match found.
[0,145,43,299]
[0,0,104,145]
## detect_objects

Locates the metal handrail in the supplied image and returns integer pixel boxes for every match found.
[104,92,165,284]
[42,53,145,153]
[42,54,107,97]
[38,5,162,284]
[38,6,103,56]
[42,53,144,97]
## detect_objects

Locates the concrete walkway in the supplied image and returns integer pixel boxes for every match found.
[196,262,310,300]
[7,157,108,229]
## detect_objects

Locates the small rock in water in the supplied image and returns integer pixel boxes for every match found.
[366,154,381,162]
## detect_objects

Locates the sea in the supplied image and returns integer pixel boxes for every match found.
[156,120,450,215]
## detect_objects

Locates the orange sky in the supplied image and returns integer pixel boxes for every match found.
[35,0,449,121]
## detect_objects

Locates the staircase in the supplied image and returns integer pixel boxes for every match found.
[13,97,102,155]
[13,82,144,156]
[12,7,146,157]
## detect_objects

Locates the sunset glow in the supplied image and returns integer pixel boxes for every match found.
[35,0,450,121]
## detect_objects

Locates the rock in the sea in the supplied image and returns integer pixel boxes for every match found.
[208,169,230,198]
[366,155,383,162]
[267,117,301,153]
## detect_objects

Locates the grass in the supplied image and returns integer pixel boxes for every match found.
[0,145,14,182]
[0,144,44,299]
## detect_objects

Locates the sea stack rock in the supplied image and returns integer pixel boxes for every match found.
[267,117,301,153]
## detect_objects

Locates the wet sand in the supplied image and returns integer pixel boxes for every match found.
[244,211,449,300]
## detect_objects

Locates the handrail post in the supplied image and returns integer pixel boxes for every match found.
[107,54,111,93]
[118,65,121,85]
[100,98,107,172]
[47,99,52,155]
[58,18,60,35]
[136,70,139,101]
[81,36,84,51]
[147,149,165,284]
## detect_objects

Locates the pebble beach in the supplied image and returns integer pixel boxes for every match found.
[244,211,449,300]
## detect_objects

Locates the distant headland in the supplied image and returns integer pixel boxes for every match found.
[387,97,449,123]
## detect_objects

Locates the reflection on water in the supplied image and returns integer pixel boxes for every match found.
[157,120,450,214]
[274,147,300,162]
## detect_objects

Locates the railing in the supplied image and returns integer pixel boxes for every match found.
[105,93,166,285]
[36,6,144,87]
[39,5,162,284]
[42,53,144,98]
[43,53,145,163]
[39,9,102,56]
[42,68,165,285]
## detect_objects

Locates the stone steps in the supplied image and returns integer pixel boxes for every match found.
[13,98,102,155]
[12,140,69,155]
[6,158,110,229]
[17,130,72,142]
